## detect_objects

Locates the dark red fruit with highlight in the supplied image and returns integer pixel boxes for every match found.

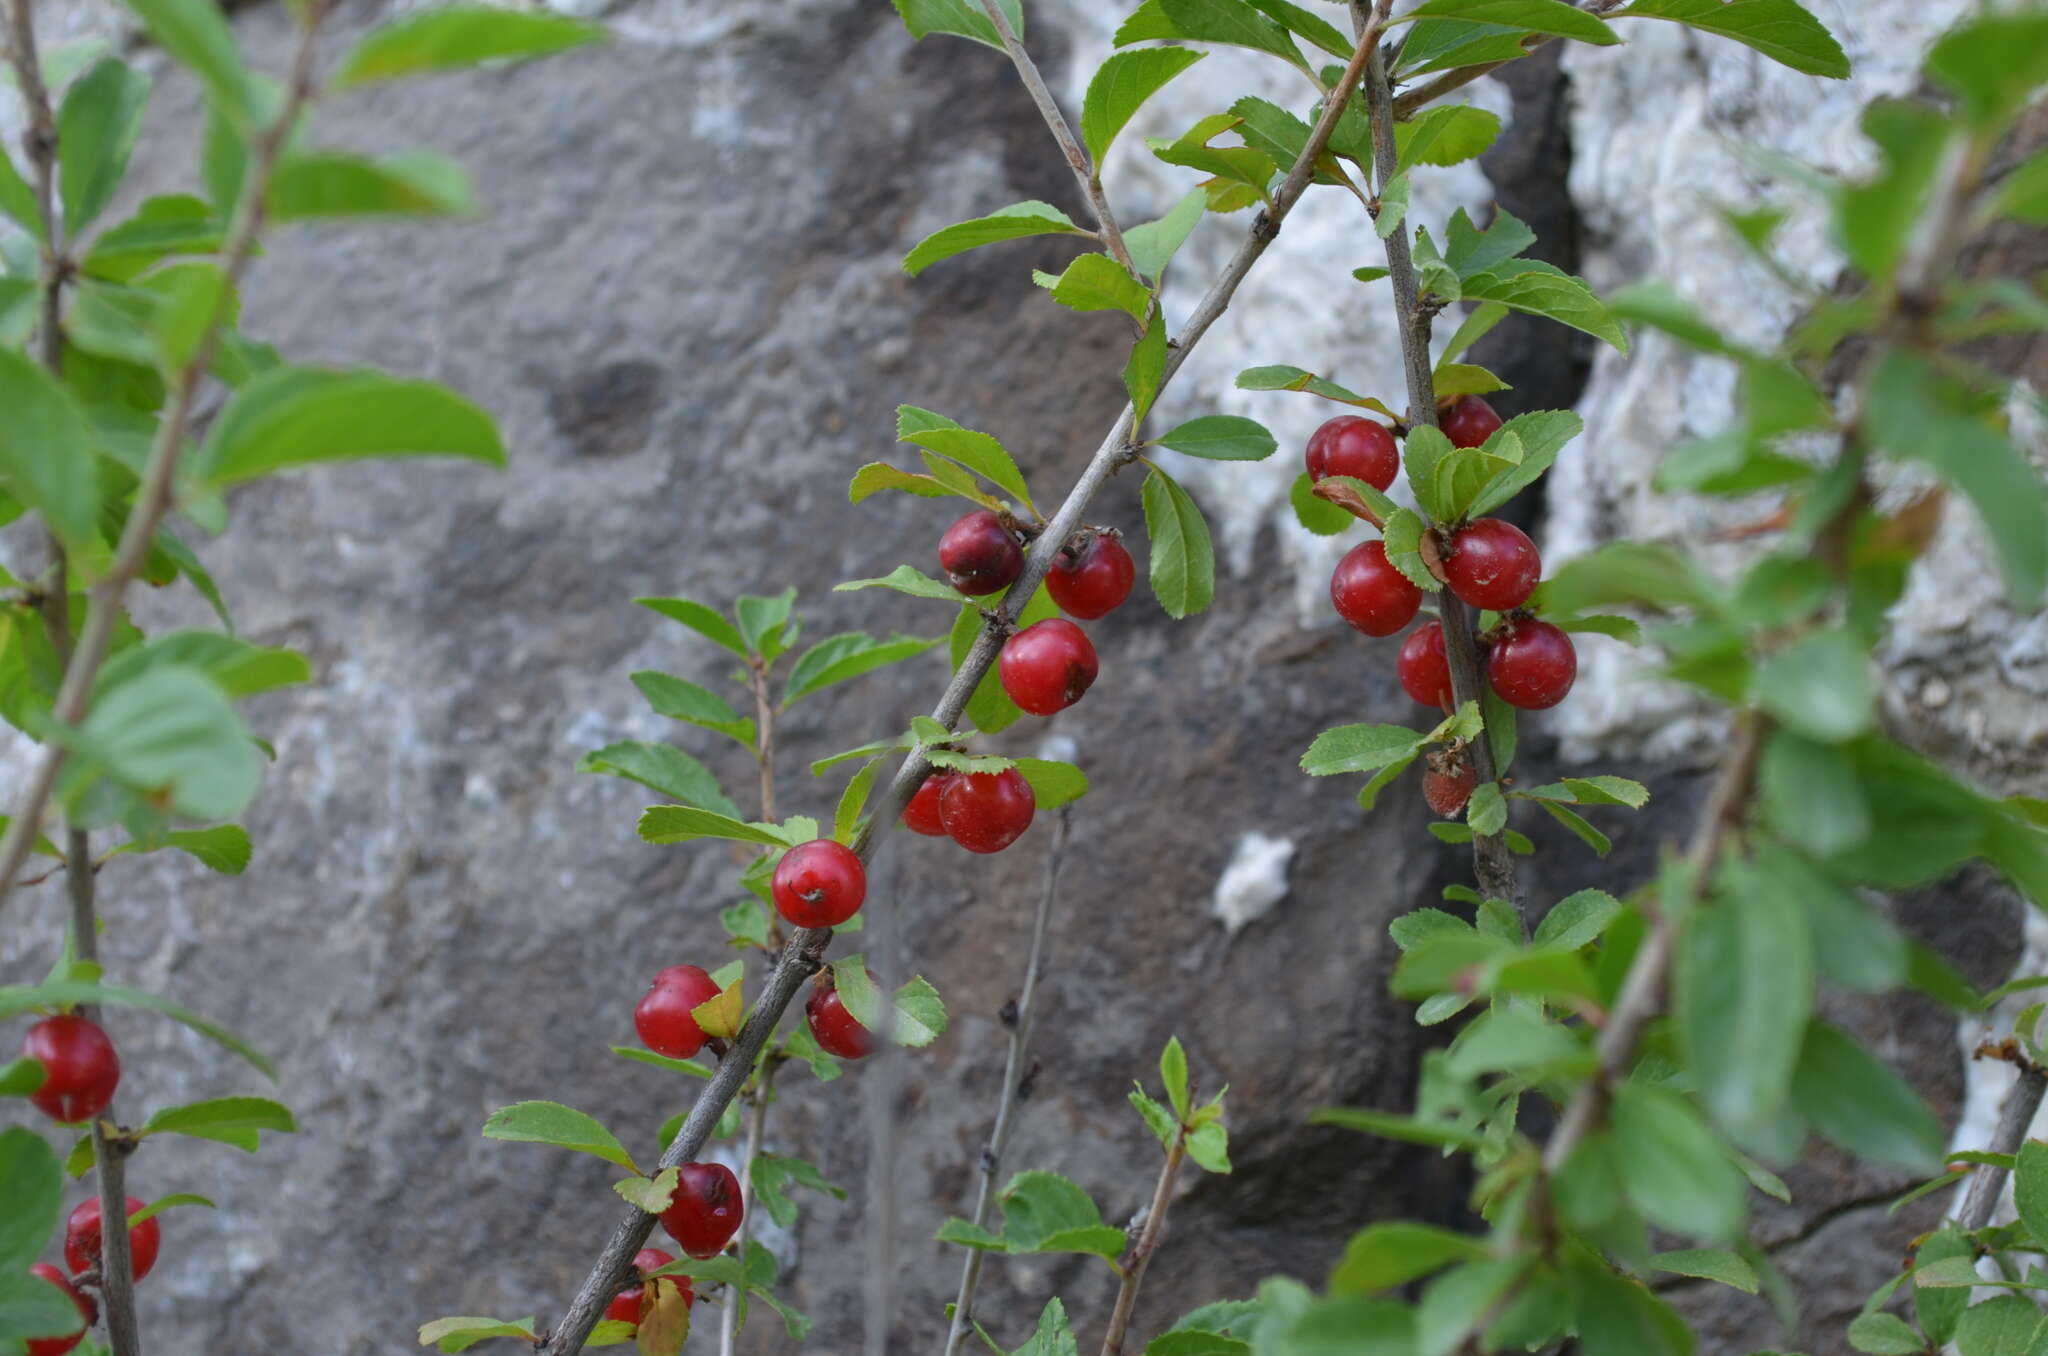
[1441,395,1504,449]
[22,1015,119,1125]
[1398,622,1455,709]
[604,1248,687,1328]
[64,1195,161,1284]
[939,768,1037,855]
[903,772,953,837]
[1445,518,1541,612]
[633,965,723,1060]
[999,619,1098,717]
[1488,619,1578,710]
[661,1162,745,1259]
[806,983,876,1060]
[25,1263,91,1356]
[1305,416,1399,490]
[1423,750,1478,817]
[938,510,1024,597]
[1046,532,1135,620]
[771,839,867,929]
[1330,541,1422,637]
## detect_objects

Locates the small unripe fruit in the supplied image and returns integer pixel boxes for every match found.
[64,1195,161,1284]
[1305,416,1399,490]
[1423,749,1478,817]
[1330,540,1422,637]
[1441,395,1503,449]
[1046,532,1135,620]
[903,772,953,837]
[25,1263,91,1356]
[22,1015,119,1125]
[1488,619,1577,710]
[939,768,1036,854]
[661,1162,744,1259]
[1444,518,1541,612]
[806,981,876,1060]
[1398,621,1455,709]
[634,965,723,1060]
[771,839,867,929]
[604,1248,687,1328]
[999,618,1098,717]
[938,510,1024,597]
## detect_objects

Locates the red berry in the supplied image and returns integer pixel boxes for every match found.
[938,510,1024,597]
[633,965,723,1060]
[64,1195,161,1284]
[1423,749,1478,817]
[1441,395,1503,449]
[604,1248,688,1328]
[1444,518,1541,612]
[806,982,876,1060]
[903,771,953,837]
[939,768,1036,855]
[1488,619,1577,710]
[25,1263,92,1356]
[1398,622,1455,709]
[1305,416,1399,490]
[771,839,867,929]
[999,619,1098,717]
[1046,532,1135,620]
[660,1163,744,1259]
[1330,540,1422,637]
[22,1016,119,1125]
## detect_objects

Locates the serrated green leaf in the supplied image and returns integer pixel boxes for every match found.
[1142,466,1214,618]
[1125,188,1208,281]
[417,1316,541,1353]
[0,349,102,549]
[902,201,1079,277]
[751,1153,846,1229]
[1399,0,1621,45]
[1302,723,1425,777]
[481,1100,635,1171]
[1616,0,1848,79]
[1459,260,1628,353]
[1156,415,1276,462]
[1114,0,1308,70]
[890,0,1024,50]
[332,5,604,87]
[57,58,152,234]
[1396,104,1500,170]
[577,741,737,819]
[196,366,503,489]
[1082,47,1207,164]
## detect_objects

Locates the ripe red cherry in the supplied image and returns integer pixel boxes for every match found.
[633,965,723,1060]
[22,1015,119,1125]
[1399,622,1455,708]
[999,619,1098,717]
[939,768,1036,854]
[1305,416,1399,490]
[604,1247,688,1328]
[1423,750,1478,817]
[938,510,1024,597]
[1488,619,1577,709]
[661,1163,744,1259]
[903,771,953,837]
[25,1263,92,1356]
[1444,518,1541,612]
[1046,531,1135,620]
[806,982,876,1060]
[64,1195,161,1284]
[1440,395,1503,449]
[771,839,867,929]
[1330,540,1422,637]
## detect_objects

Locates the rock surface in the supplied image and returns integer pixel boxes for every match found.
[0,3,2038,1355]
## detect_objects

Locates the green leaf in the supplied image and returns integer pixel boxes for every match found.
[1466,782,1507,835]
[636,806,789,847]
[95,630,310,701]
[1243,0,1351,58]
[1459,261,1628,353]
[56,58,152,234]
[416,1316,540,1352]
[1186,1119,1230,1173]
[1310,1105,1480,1149]
[784,632,939,706]
[1156,415,1276,462]
[848,462,954,503]
[197,366,504,489]
[1571,1259,1692,1356]
[0,980,275,1078]
[1835,100,1947,282]
[1792,1021,1943,1171]
[634,597,748,658]
[0,1264,86,1344]
[1127,313,1169,425]
[332,5,604,87]
[902,201,1079,277]
[834,564,970,605]
[751,1153,846,1230]
[1914,1228,1972,1344]
[1926,12,2048,129]
[1469,409,1584,515]
[71,665,259,821]
[1016,1298,1081,1356]
[1013,758,1089,809]
[1400,0,1621,45]
[988,1170,1127,1261]
[1677,857,1814,1133]
[1380,509,1439,592]
[1845,1312,1925,1355]
[1610,1082,1747,1243]
[1160,1036,1191,1122]
[1082,48,1207,165]
[890,0,1025,51]
[892,975,948,1047]
[0,1127,61,1274]
[2014,1140,2048,1249]
[576,742,737,819]
[1647,1248,1757,1294]
[140,1095,294,1151]
[481,1101,635,1171]
[1754,629,1873,742]
[118,0,248,127]
[1760,731,1870,856]
[1533,889,1622,950]
[613,1166,677,1214]
[0,145,43,240]
[631,672,753,747]
[902,424,1034,509]
[1235,364,1396,415]
[1953,1295,2045,1356]
[0,349,101,548]
[1037,253,1154,323]
[1125,188,1208,281]
[1995,149,2048,224]
[1375,172,1410,239]
[1301,723,1424,777]
[266,150,473,220]
[1330,1222,1486,1295]
[1396,105,1501,170]
[1614,0,1848,77]
[1289,471,1353,535]
[1142,466,1214,619]
[1535,540,1720,614]
[0,1057,46,1097]
[1113,0,1307,70]
[1131,1088,1178,1149]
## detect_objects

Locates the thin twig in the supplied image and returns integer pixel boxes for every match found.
[0,1,328,919]
[534,28,1383,1356]
[717,1063,776,1356]
[974,0,1135,278]
[943,808,1072,1356]
[1956,1065,2048,1232]
[1099,1133,1187,1356]
[3,0,63,370]
[750,664,778,825]
[1357,14,1518,911]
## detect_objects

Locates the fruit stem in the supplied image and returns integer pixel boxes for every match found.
[943,808,1071,1356]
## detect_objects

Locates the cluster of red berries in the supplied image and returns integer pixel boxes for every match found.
[24,1196,164,1356]
[1315,396,1578,722]
[596,1163,745,1333]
